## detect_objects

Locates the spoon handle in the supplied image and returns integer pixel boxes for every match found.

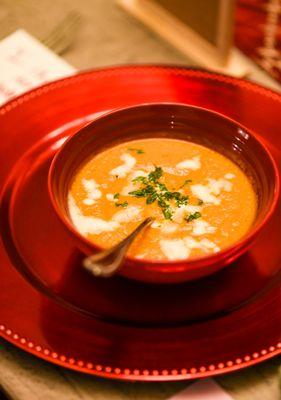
[83,217,154,278]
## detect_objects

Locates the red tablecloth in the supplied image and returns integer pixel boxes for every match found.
[235,0,281,81]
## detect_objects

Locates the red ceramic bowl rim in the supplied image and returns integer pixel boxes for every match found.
[48,102,280,272]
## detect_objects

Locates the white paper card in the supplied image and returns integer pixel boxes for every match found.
[168,379,233,400]
[0,29,76,105]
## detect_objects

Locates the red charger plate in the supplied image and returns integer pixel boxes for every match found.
[0,66,280,381]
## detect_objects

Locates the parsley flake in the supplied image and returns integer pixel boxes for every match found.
[132,176,148,184]
[148,166,163,183]
[186,212,201,222]
[128,148,145,154]
[115,201,128,208]
[180,179,192,188]
[162,206,173,220]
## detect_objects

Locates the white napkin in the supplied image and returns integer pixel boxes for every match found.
[0,29,76,106]
[168,378,233,399]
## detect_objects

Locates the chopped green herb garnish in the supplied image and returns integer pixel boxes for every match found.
[161,190,188,206]
[186,211,202,222]
[129,188,148,197]
[132,176,148,184]
[157,182,168,192]
[180,179,192,188]
[175,195,189,207]
[148,166,163,183]
[128,148,145,154]
[115,201,128,208]
[146,192,157,204]
[198,199,204,205]
[128,166,192,220]
[113,193,120,200]
[162,206,173,220]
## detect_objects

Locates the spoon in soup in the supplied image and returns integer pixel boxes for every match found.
[83,217,154,278]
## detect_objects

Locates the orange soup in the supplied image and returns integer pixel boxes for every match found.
[68,138,257,261]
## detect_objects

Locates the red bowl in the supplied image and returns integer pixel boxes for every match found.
[48,103,279,284]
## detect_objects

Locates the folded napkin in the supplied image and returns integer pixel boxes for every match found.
[0,29,76,106]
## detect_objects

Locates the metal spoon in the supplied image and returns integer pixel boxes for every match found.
[83,217,154,278]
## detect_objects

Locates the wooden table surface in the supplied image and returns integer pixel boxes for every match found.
[0,0,280,399]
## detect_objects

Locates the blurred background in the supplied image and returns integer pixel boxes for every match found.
[1,0,281,88]
[0,0,190,69]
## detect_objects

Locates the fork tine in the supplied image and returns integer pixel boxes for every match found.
[42,11,82,53]
[44,11,81,39]
[43,13,81,46]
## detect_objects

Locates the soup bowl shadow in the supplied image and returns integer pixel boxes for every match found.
[48,103,280,284]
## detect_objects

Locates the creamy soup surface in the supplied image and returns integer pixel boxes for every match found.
[68,138,257,261]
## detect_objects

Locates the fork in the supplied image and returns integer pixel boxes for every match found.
[42,10,82,55]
